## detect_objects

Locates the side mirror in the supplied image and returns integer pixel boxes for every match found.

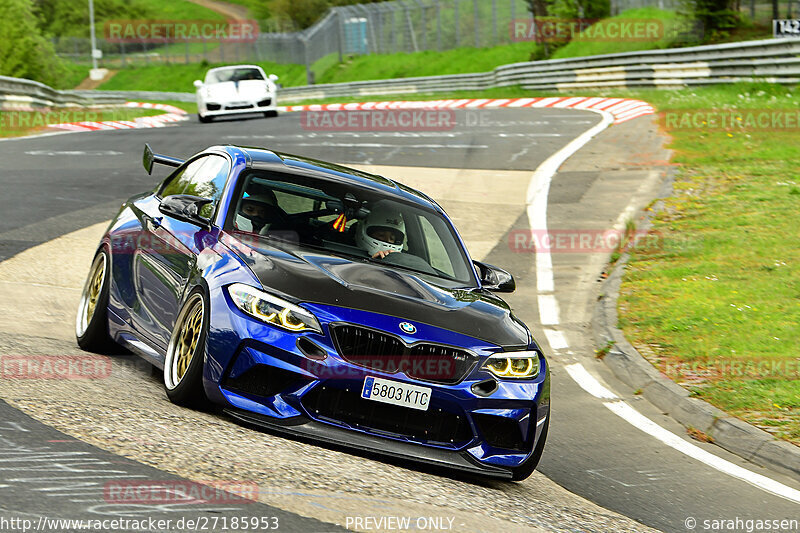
[474,261,515,293]
[268,74,279,82]
[193,80,203,89]
[142,143,183,175]
[159,195,213,229]
[143,143,154,174]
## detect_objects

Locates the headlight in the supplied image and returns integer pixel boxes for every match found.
[227,283,321,333]
[483,351,540,379]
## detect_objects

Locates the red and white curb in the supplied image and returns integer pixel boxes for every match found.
[47,102,188,132]
[42,96,653,133]
[280,97,654,124]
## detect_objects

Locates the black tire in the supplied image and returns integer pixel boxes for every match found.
[163,289,209,408]
[511,415,549,481]
[76,248,113,353]
[263,110,278,118]
[198,113,212,123]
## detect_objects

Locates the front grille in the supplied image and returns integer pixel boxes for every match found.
[302,385,472,446]
[330,324,477,384]
[221,365,310,398]
[226,103,254,110]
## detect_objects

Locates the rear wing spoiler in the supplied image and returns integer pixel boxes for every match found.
[143,143,185,175]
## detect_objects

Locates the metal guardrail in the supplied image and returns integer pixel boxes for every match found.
[0,75,125,108]
[4,38,800,108]
[273,38,800,100]
[69,90,196,103]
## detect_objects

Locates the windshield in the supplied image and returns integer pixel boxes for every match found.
[225,170,477,288]
[205,67,265,84]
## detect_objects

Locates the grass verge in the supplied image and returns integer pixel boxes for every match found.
[0,106,166,138]
[309,42,537,85]
[551,7,699,59]
[126,0,223,21]
[614,83,800,446]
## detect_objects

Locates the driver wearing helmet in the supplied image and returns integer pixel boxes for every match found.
[234,190,278,234]
[355,201,405,260]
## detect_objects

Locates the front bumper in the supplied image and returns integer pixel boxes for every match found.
[199,96,277,117]
[204,298,549,475]
[225,408,516,479]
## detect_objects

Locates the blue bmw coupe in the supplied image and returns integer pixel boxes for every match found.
[76,144,550,480]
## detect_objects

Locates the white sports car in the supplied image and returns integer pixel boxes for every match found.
[194,65,279,123]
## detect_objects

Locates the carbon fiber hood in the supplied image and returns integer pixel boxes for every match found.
[225,235,530,347]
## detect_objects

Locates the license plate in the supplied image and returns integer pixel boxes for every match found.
[361,376,431,411]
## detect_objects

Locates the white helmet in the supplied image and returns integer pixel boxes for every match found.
[355,201,406,257]
[235,192,277,233]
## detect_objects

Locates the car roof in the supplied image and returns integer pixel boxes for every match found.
[207,65,263,72]
[219,145,441,211]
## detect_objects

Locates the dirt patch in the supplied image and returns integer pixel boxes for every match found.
[74,69,118,90]
[185,0,249,20]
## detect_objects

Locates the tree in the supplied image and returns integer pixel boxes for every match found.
[684,0,739,40]
[525,0,550,17]
[0,0,67,87]
[269,0,328,29]
[34,0,153,38]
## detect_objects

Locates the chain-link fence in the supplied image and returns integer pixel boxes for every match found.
[611,0,800,25]
[743,0,800,23]
[53,0,533,71]
[610,0,680,14]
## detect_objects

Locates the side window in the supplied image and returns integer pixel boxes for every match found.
[273,190,315,215]
[160,157,208,198]
[160,155,230,220]
[185,156,230,218]
[419,215,455,277]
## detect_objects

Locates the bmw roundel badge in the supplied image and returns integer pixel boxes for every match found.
[399,322,416,334]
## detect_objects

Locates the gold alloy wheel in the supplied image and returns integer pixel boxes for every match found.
[165,294,204,390]
[175,303,203,380]
[76,253,106,337]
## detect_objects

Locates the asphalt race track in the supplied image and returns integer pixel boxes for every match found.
[0,108,798,532]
